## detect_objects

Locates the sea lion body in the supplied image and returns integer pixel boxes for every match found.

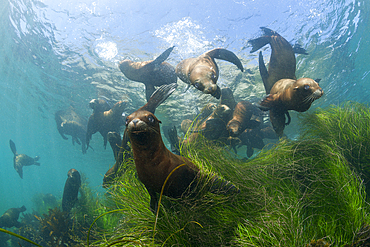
[176,48,244,99]
[0,205,26,228]
[86,101,127,148]
[9,140,40,179]
[55,108,88,153]
[119,46,177,101]
[259,78,323,136]
[62,168,81,212]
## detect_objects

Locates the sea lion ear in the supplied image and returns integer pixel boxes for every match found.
[314,79,321,83]
[293,86,299,90]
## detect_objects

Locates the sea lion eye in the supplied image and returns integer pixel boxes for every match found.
[125,117,129,126]
[148,115,155,123]
[194,83,199,89]
[304,85,310,90]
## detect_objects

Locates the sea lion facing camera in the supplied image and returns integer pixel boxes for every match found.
[9,140,40,179]
[176,48,244,99]
[62,168,81,212]
[0,205,26,228]
[119,46,177,101]
[86,100,127,149]
[124,83,239,212]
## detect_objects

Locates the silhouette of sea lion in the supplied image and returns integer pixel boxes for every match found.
[9,140,40,179]
[62,168,81,212]
[0,205,26,228]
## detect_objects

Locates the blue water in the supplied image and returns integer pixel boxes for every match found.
[0,0,368,216]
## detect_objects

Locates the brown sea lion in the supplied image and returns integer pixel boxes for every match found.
[9,140,40,179]
[176,48,244,99]
[124,83,238,212]
[55,108,88,154]
[0,205,26,228]
[89,98,111,113]
[103,131,131,187]
[62,168,81,212]
[219,87,237,111]
[86,100,127,148]
[249,27,323,136]
[119,46,177,101]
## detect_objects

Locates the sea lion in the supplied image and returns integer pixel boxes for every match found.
[219,87,237,111]
[103,131,131,187]
[0,205,26,228]
[249,27,323,136]
[259,78,323,136]
[119,46,177,101]
[62,168,81,212]
[226,100,263,137]
[86,100,127,149]
[124,83,238,212]
[89,98,111,113]
[9,140,40,179]
[176,48,244,99]
[55,108,88,154]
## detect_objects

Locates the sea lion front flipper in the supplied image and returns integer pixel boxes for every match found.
[258,94,279,111]
[145,83,156,102]
[151,46,175,65]
[285,111,291,126]
[9,139,17,155]
[205,48,244,72]
[258,51,270,94]
[248,27,276,53]
[269,109,286,137]
[139,83,178,114]
[246,145,254,158]
[292,44,308,55]
[17,166,23,179]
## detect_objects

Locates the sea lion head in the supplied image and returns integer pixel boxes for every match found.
[89,98,110,112]
[292,78,324,111]
[68,168,80,181]
[125,110,162,147]
[190,66,221,99]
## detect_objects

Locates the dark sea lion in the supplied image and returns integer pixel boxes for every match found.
[226,100,262,137]
[103,131,131,187]
[248,27,308,94]
[62,168,81,212]
[259,78,323,136]
[0,205,26,228]
[86,100,127,148]
[249,27,323,136]
[9,140,40,179]
[55,108,88,154]
[119,46,177,101]
[176,48,244,99]
[89,98,111,113]
[238,128,266,158]
[219,87,237,111]
[124,83,238,212]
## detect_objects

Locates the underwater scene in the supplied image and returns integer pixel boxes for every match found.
[0,0,370,246]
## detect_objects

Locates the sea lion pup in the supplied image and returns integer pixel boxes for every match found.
[62,168,81,212]
[176,48,244,99]
[249,27,323,136]
[103,131,131,187]
[119,46,177,101]
[226,100,263,137]
[86,100,127,149]
[125,83,238,212]
[55,108,88,154]
[89,98,111,113]
[0,205,26,228]
[9,140,40,179]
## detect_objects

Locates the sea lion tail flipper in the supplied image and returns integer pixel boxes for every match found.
[140,83,178,113]
[9,139,17,155]
[182,84,191,93]
[152,46,175,65]
[292,44,308,55]
[246,145,254,158]
[209,175,240,195]
[258,51,270,94]
[206,48,244,72]
[145,84,156,102]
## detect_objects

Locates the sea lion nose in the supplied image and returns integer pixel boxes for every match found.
[132,119,139,126]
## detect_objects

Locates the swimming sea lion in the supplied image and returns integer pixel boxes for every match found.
[0,205,26,228]
[219,87,237,111]
[249,27,323,136]
[124,83,238,212]
[226,100,262,137]
[55,109,88,154]
[176,48,244,99]
[62,168,81,212]
[9,140,40,179]
[259,78,323,136]
[119,46,177,101]
[86,100,127,148]
[89,98,111,113]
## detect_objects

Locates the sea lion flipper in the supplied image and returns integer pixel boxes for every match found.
[140,83,178,113]
[145,84,156,102]
[258,51,271,94]
[9,139,17,155]
[258,94,278,111]
[292,44,308,55]
[152,46,175,65]
[205,48,244,72]
[285,112,291,126]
